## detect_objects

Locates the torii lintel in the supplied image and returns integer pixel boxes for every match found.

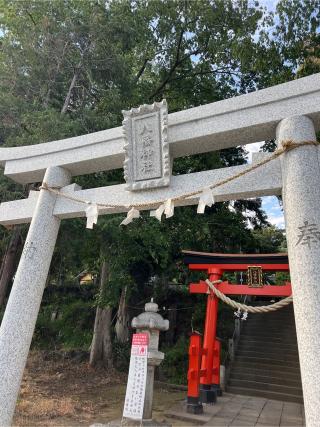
[0,73,320,184]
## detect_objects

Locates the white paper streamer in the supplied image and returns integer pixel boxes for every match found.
[234,308,241,318]
[150,199,174,221]
[197,188,215,214]
[121,207,140,225]
[242,311,248,321]
[164,198,174,218]
[150,204,165,221]
[85,203,99,229]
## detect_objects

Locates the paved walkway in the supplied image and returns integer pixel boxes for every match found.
[166,393,305,426]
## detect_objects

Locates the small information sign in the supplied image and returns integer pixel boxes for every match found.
[123,333,149,420]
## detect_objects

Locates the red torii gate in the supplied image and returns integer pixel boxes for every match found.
[183,251,292,414]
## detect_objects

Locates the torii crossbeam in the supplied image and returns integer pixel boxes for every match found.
[0,73,320,426]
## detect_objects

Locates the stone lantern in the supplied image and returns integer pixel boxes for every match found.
[131,299,169,422]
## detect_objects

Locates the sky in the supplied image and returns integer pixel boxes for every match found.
[260,0,279,11]
[245,1,285,229]
[245,143,285,229]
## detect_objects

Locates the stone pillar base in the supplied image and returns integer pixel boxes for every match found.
[186,396,203,414]
[212,383,223,397]
[199,384,217,404]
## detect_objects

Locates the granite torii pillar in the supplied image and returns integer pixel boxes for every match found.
[0,166,71,426]
[277,115,320,427]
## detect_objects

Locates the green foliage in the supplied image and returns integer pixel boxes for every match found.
[275,271,291,285]
[113,340,131,371]
[33,299,94,350]
[252,226,287,253]
[160,337,189,384]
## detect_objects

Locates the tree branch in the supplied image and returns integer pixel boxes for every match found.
[149,48,200,100]
[60,67,80,115]
[26,11,36,26]
[133,57,150,84]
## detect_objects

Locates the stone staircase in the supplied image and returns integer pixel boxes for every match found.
[227,304,303,403]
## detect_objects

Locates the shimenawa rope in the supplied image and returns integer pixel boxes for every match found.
[39,139,318,210]
[205,279,293,313]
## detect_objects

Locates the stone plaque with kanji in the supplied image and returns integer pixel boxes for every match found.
[122,100,170,191]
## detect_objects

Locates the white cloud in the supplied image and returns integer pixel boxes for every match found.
[245,142,264,163]
[268,215,285,228]
[261,196,285,229]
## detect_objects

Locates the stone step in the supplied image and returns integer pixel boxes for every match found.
[244,333,296,338]
[228,378,303,395]
[240,332,296,339]
[243,318,295,324]
[244,328,294,339]
[247,322,295,326]
[244,314,294,319]
[251,314,294,321]
[226,305,303,403]
[243,330,296,336]
[231,366,301,379]
[238,343,298,351]
[236,350,299,360]
[239,340,298,347]
[238,340,298,349]
[242,314,294,320]
[236,345,299,358]
[229,372,302,387]
[236,356,300,367]
[244,313,294,319]
[240,334,298,344]
[226,386,303,404]
[243,329,296,336]
[232,360,299,373]
[245,322,295,326]
[242,329,296,335]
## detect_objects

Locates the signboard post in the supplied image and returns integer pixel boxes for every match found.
[123,333,149,421]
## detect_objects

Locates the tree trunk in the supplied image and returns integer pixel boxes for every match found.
[115,286,130,343]
[43,40,69,108]
[89,260,113,369]
[60,68,79,115]
[0,227,22,307]
[165,304,177,345]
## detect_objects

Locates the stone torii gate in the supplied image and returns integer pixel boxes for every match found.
[0,73,320,426]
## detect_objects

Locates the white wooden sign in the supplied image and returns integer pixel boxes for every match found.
[123,333,149,420]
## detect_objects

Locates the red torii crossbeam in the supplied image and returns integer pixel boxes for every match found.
[183,251,291,414]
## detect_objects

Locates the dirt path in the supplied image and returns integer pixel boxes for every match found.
[13,352,194,427]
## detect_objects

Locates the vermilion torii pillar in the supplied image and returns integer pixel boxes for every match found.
[199,268,221,404]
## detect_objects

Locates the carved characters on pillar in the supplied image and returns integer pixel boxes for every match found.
[296,220,320,249]
[122,100,170,191]
[22,241,37,260]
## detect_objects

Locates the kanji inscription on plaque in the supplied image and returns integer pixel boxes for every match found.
[123,333,149,420]
[122,100,170,191]
[247,266,263,288]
